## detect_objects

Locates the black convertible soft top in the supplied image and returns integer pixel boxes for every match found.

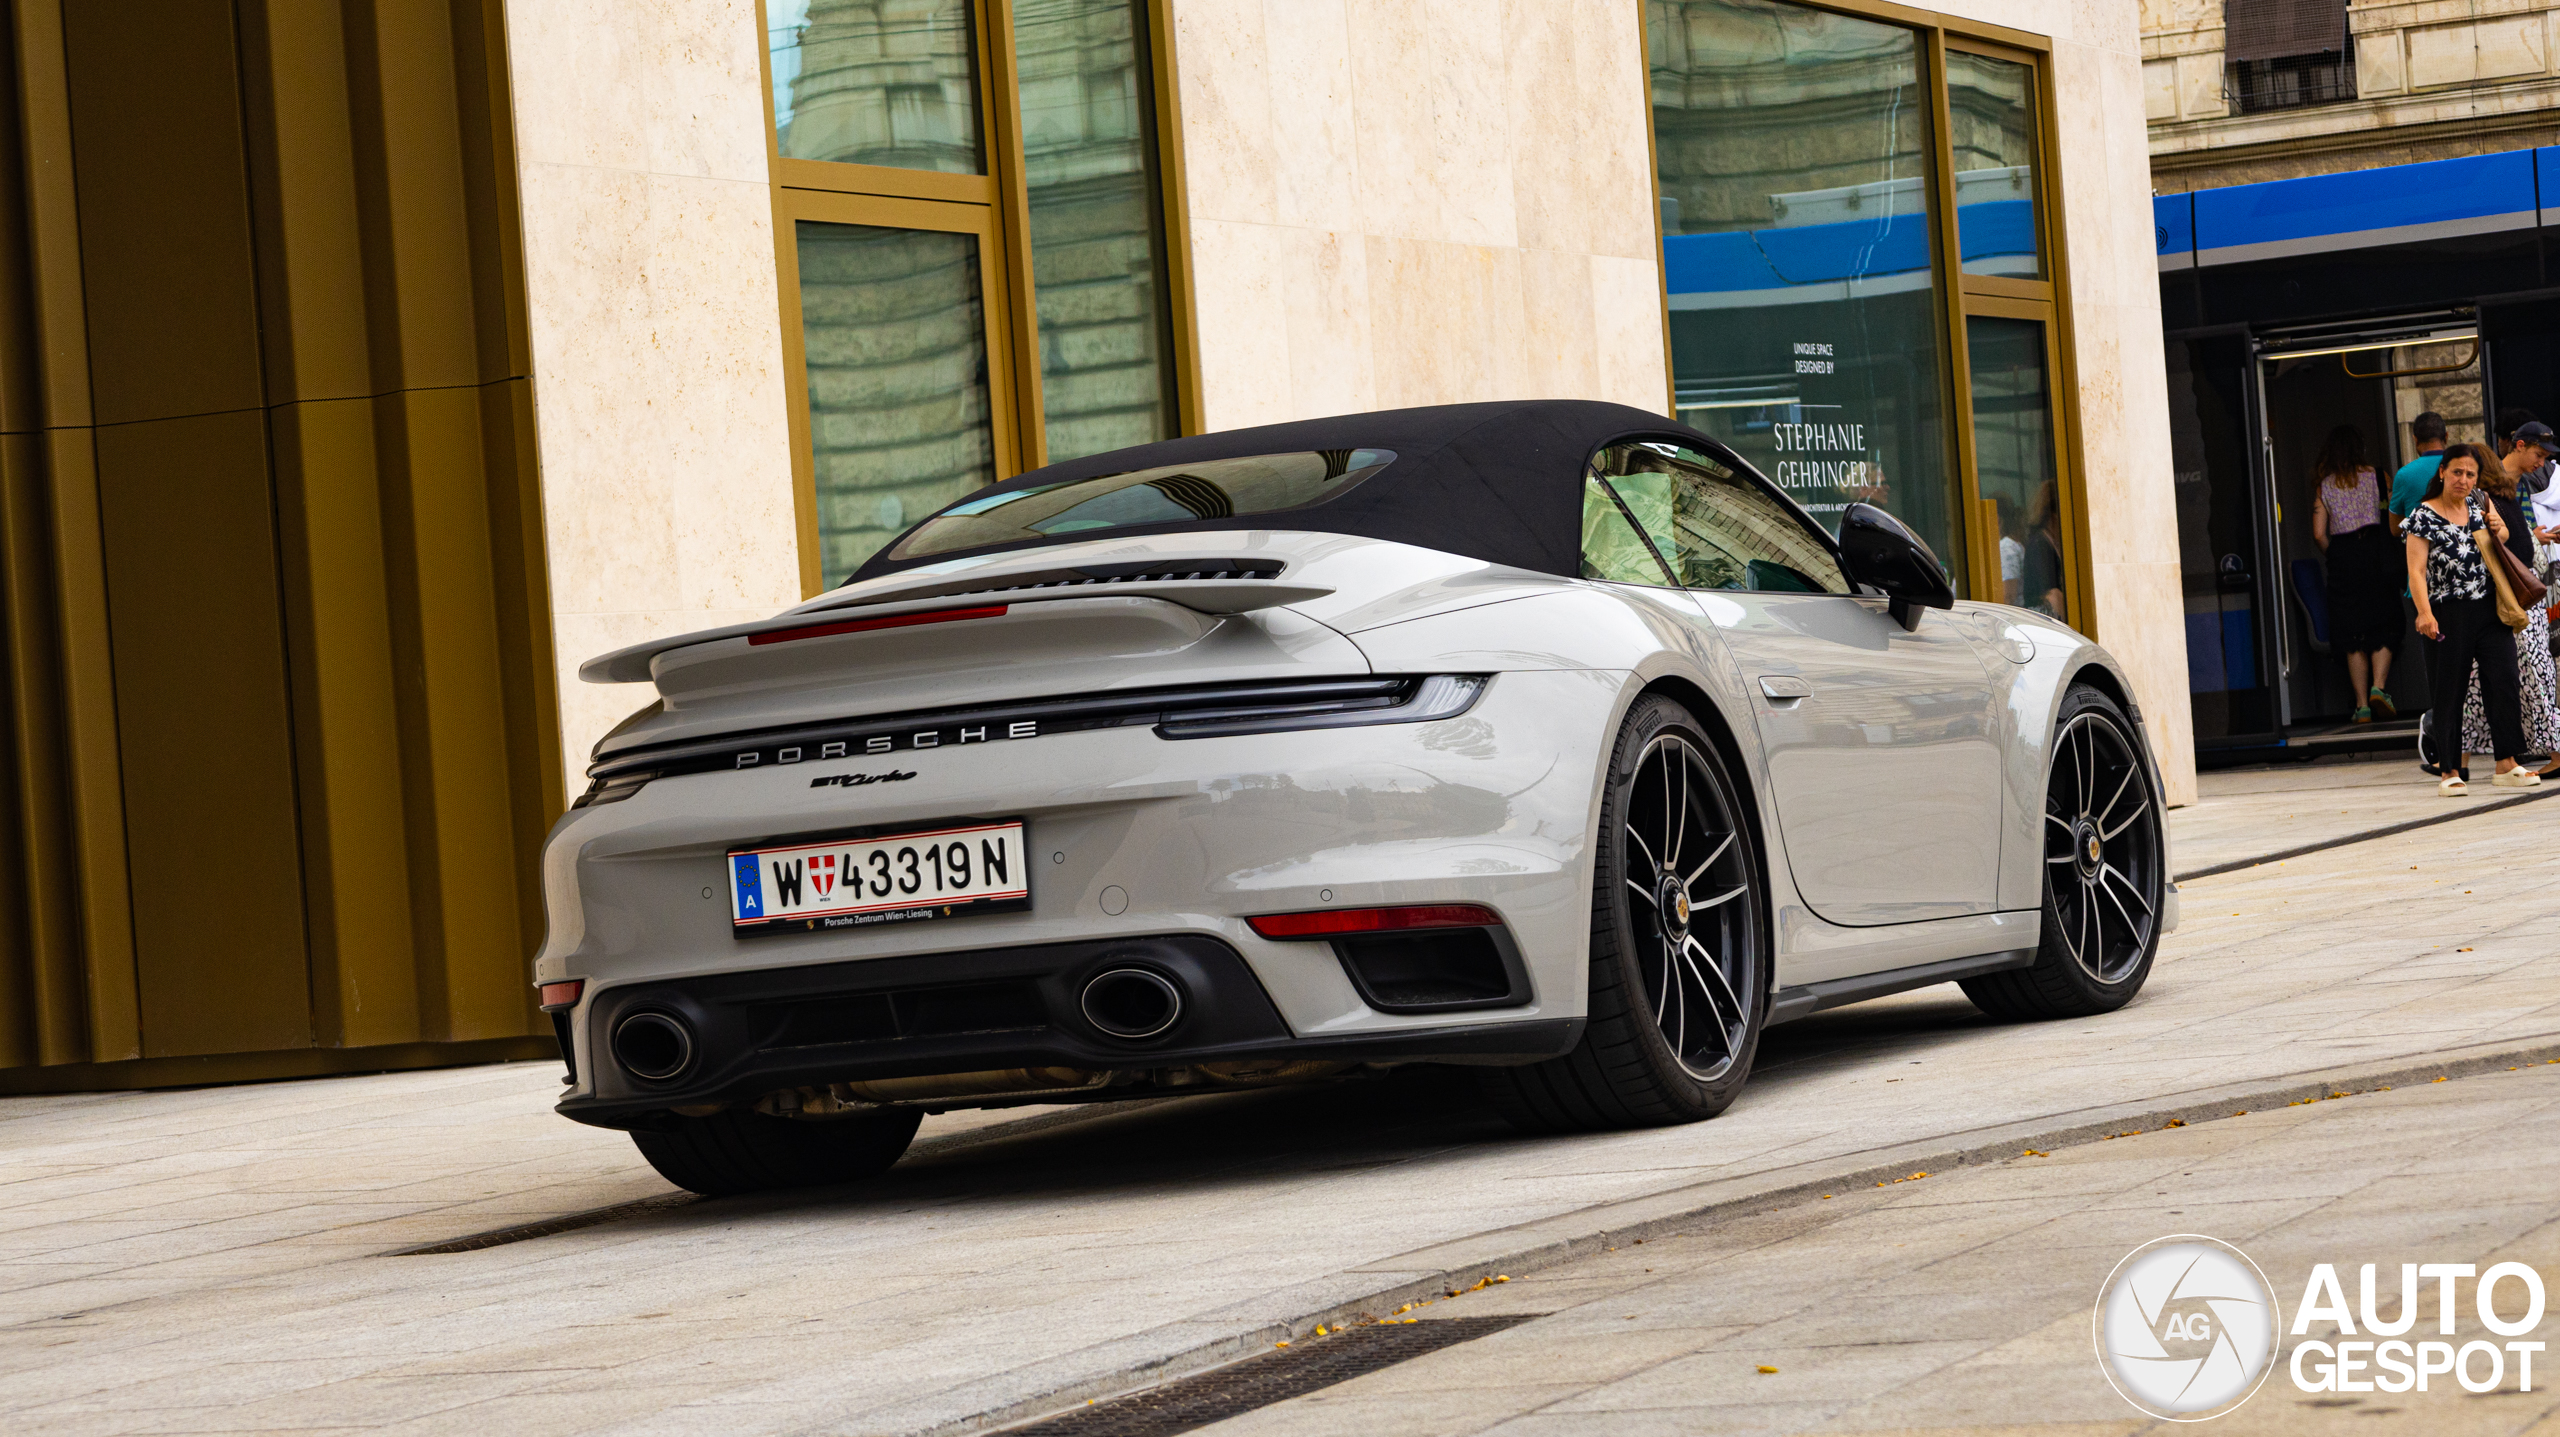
[846,399,1731,584]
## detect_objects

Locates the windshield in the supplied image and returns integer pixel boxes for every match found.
[883,448,1397,562]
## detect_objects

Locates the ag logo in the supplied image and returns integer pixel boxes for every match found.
[2096,1236,2281,1420]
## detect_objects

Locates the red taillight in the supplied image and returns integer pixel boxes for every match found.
[1247,904,1501,939]
[748,604,1007,647]
[538,980,584,1011]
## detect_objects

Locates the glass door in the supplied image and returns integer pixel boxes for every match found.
[1963,311,2064,617]
[2166,327,2280,746]
[1938,37,2082,629]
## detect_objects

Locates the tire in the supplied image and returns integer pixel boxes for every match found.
[630,1106,922,1197]
[1479,694,1769,1132]
[1962,684,2165,1022]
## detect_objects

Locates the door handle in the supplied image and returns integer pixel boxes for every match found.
[1758,675,1812,703]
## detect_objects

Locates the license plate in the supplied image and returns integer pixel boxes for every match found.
[728,820,1031,937]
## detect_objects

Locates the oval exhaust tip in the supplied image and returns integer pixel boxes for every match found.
[612,1011,695,1082]
[1081,968,1184,1041]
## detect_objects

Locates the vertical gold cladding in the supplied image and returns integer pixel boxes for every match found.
[0,0,559,1089]
[96,412,315,1058]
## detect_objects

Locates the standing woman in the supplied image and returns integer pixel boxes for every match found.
[2405,444,2540,793]
[2308,426,2399,720]
[2463,440,2560,767]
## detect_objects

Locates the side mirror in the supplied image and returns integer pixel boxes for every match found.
[1838,502,1955,632]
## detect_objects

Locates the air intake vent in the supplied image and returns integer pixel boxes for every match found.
[816,559,1285,613]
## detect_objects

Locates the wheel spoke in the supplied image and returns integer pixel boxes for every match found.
[2076,720,2095,819]
[2094,763,2137,835]
[1660,750,1678,869]
[1626,823,1660,878]
[2053,883,2085,970]
[1668,746,1689,870]
[2096,871,2143,944]
[1683,936,1746,1045]
[1684,831,1734,885]
[1692,884,1748,910]
[2080,878,2099,973]
[1669,936,1688,1057]
[1627,881,1656,906]
[2100,863,2154,917]
[2046,852,2077,865]
[2100,800,2147,842]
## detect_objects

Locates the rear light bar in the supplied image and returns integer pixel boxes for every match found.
[538,980,584,1011]
[748,604,1007,647]
[1248,904,1501,940]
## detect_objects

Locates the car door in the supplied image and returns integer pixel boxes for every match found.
[1591,440,2005,926]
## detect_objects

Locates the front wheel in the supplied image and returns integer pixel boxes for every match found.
[630,1106,922,1197]
[1962,684,2165,1021]
[1479,695,1769,1132]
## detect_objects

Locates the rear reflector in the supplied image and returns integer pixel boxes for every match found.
[538,980,585,1011]
[1248,904,1501,939]
[748,604,1007,647]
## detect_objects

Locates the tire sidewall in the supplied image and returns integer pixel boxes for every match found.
[1595,695,1771,1116]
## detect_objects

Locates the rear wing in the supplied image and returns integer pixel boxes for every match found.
[579,559,1332,684]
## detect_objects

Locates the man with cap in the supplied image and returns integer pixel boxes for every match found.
[2512,421,2560,536]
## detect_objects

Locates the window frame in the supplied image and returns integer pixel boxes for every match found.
[1641,2,2091,634]
[756,0,1203,597]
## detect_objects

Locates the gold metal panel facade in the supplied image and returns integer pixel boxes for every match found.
[0,0,559,1089]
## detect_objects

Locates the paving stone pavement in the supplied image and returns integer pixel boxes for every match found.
[2165,751,2551,878]
[5,792,2560,1435]
[1194,1062,2560,1437]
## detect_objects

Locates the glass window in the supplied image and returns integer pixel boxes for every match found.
[799,220,999,585]
[1593,442,1851,594]
[1582,476,1674,586]
[1965,316,2064,618]
[886,448,1395,562]
[1012,0,1179,464]
[771,0,984,174]
[1945,51,2042,280]
[1648,0,1961,591]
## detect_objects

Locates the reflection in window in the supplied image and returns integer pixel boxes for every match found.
[771,0,983,174]
[798,221,998,585]
[1966,317,2064,621]
[1013,0,1178,463]
[1649,0,1961,593]
[1592,442,1849,594]
[889,449,1394,561]
[1582,476,1673,585]
[1946,51,2041,279]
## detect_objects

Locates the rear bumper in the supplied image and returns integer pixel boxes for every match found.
[556,932,1580,1130]
[537,668,1630,1103]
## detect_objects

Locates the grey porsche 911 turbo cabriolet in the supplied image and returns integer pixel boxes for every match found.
[535,399,2174,1195]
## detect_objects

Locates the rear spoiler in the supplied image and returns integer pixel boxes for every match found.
[578,575,1333,685]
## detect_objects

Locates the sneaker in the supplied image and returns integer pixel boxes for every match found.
[2494,767,2544,789]
[2369,689,2398,719]
[2351,706,2373,724]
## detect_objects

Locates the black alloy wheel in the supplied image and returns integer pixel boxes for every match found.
[1479,694,1768,1130]
[1963,684,2165,1021]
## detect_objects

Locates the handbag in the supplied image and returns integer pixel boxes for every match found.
[2478,528,2548,630]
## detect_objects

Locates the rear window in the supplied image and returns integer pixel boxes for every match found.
[883,449,1397,562]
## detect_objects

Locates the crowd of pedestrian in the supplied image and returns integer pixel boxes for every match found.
[2365,408,2560,795]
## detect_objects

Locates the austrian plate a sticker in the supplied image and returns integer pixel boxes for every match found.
[728,820,1030,937]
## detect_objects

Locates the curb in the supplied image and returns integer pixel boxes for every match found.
[890,1032,2560,1436]
[2177,782,2560,881]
